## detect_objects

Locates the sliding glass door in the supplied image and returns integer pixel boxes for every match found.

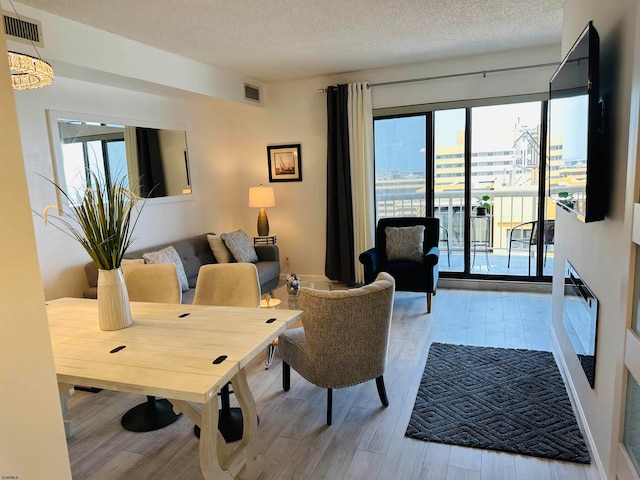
[374,98,553,279]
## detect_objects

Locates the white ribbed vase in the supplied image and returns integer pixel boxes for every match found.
[97,267,132,331]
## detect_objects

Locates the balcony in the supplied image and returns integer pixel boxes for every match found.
[375,186,578,277]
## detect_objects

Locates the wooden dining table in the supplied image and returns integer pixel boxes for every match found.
[46,297,303,480]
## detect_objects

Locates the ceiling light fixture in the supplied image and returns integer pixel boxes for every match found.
[5,0,54,90]
[7,51,54,90]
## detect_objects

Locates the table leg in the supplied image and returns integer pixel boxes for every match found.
[198,401,235,480]
[169,368,263,480]
[264,343,276,369]
[229,369,263,480]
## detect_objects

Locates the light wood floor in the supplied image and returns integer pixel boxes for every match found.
[63,289,601,480]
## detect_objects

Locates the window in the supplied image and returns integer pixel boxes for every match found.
[374,98,553,279]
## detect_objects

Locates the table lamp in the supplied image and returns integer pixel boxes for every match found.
[248,185,275,236]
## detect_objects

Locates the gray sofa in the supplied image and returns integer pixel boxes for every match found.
[83,233,281,304]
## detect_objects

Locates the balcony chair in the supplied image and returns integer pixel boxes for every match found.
[507,219,555,276]
[120,264,182,432]
[440,224,451,267]
[359,217,439,313]
[192,263,261,442]
[280,272,395,425]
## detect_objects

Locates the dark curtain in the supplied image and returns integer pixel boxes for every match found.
[136,127,167,198]
[325,84,355,284]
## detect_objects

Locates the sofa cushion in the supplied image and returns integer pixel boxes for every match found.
[221,230,259,263]
[143,246,189,292]
[385,225,425,262]
[207,234,234,263]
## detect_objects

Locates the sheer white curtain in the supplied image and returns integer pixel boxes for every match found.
[347,82,374,284]
[124,126,139,190]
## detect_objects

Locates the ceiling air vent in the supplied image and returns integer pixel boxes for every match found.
[2,10,43,47]
[244,83,261,103]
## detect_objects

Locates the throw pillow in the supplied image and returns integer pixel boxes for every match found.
[385,225,425,262]
[221,230,259,263]
[143,246,189,292]
[207,234,234,263]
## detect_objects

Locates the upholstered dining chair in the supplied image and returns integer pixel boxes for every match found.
[120,263,182,432]
[359,217,439,313]
[193,263,261,307]
[279,272,395,426]
[192,263,261,442]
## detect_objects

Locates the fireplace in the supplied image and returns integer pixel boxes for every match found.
[562,261,599,388]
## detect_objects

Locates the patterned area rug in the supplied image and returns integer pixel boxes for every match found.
[405,343,590,464]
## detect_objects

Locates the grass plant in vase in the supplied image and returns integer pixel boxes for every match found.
[43,171,144,330]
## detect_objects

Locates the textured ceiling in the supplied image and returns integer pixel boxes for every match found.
[13,0,564,83]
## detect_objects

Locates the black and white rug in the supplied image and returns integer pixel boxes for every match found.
[405,343,590,464]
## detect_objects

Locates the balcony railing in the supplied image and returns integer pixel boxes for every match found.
[376,185,582,276]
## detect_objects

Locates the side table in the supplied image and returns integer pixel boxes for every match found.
[254,235,277,245]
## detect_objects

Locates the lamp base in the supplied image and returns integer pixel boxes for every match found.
[257,208,270,236]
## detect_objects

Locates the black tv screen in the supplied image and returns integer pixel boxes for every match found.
[547,21,605,222]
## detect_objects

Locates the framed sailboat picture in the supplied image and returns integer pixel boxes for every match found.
[267,144,302,182]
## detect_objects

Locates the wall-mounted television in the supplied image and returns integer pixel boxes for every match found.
[547,21,606,222]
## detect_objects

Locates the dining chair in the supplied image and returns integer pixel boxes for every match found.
[192,263,261,442]
[193,263,261,307]
[280,272,395,425]
[120,263,183,432]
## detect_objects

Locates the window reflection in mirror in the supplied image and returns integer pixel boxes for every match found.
[49,111,192,203]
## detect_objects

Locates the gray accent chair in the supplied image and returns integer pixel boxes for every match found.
[279,272,395,425]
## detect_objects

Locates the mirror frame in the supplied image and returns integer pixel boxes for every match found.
[46,109,193,210]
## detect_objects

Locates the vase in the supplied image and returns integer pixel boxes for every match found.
[286,278,301,295]
[97,267,133,331]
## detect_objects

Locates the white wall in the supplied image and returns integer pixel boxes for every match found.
[16,76,262,300]
[0,34,72,479]
[551,1,639,478]
[228,45,560,279]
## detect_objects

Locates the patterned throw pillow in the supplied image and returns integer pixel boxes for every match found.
[385,225,425,262]
[207,234,234,263]
[143,246,189,291]
[221,230,259,263]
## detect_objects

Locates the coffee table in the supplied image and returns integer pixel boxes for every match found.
[262,279,336,368]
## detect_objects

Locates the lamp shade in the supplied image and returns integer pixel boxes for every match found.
[248,185,275,208]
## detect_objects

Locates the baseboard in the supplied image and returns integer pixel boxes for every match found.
[551,330,607,479]
[439,277,552,293]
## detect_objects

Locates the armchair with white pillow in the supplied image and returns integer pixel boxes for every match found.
[359,217,440,313]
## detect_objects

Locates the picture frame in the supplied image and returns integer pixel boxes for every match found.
[267,144,302,182]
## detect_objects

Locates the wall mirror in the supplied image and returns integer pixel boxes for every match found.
[562,260,599,388]
[46,110,192,208]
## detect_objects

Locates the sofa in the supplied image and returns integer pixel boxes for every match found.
[83,233,281,304]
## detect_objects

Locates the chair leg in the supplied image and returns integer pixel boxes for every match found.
[327,388,332,426]
[376,376,389,407]
[507,239,512,268]
[427,293,432,314]
[282,362,290,391]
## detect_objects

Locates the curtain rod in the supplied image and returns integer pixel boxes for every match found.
[318,61,559,92]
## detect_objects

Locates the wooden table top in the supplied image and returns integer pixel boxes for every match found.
[46,298,303,404]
